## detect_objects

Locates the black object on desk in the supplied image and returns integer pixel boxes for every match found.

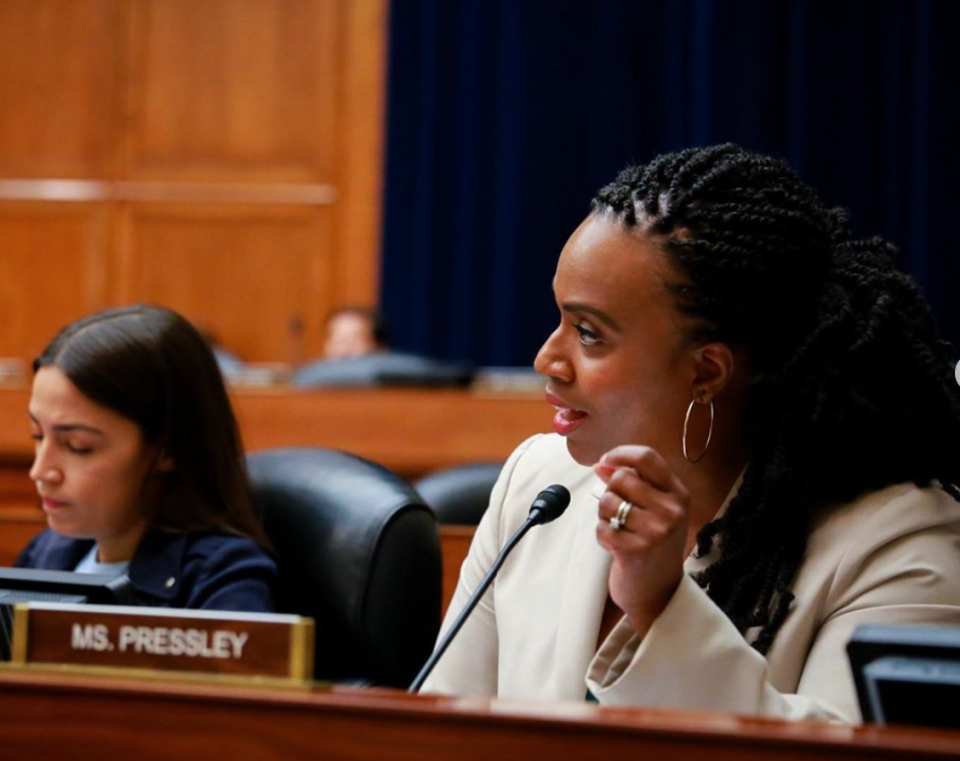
[0,568,134,660]
[848,623,960,728]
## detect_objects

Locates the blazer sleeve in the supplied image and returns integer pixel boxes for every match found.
[587,576,851,720]
[419,435,542,696]
[586,487,960,722]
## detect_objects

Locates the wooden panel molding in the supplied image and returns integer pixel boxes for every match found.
[120,204,333,363]
[0,0,387,377]
[0,0,121,179]
[125,0,341,183]
[334,0,388,305]
[0,203,110,362]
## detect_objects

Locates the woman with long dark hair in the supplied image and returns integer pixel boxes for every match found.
[423,144,960,722]
[17,304,276,612]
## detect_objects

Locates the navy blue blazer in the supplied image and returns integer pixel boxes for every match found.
[15,529,277,613]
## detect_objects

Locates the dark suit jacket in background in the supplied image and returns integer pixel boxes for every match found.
[291,351,473,388]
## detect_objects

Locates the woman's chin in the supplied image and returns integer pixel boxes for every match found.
[564,437,602,468]
[45,518,85,539]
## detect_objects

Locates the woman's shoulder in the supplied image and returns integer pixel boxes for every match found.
[503,433,594,483]
[806,482,960,588]
[486,433,598,532]
[812,482,960,546]
[135,530,277,612]
[14,530,93,570]
[134,530,276,584]
[181,531,275,569]
[14,529,56,567]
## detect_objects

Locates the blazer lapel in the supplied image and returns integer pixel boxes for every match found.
[546,465,744,699]
[549,474,611,699]
[39,535,95,571]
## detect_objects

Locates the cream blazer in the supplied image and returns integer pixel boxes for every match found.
[422,434,960,722]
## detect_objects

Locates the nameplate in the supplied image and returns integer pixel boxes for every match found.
[10,602,314,682]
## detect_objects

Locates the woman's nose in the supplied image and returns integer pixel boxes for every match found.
[29,442,62,486]
[534,327,573,383]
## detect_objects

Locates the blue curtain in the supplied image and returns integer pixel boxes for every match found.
[381,0,960,366]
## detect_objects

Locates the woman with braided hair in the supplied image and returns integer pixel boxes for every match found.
[421,144,960,721]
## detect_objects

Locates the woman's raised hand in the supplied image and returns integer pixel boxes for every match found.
[594,445,691,638]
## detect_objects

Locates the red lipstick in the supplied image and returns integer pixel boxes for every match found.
[545,393,588,436]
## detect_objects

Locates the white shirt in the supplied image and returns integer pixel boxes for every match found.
[73,545,130,576]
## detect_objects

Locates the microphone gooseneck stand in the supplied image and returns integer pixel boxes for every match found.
[409,484,571,693]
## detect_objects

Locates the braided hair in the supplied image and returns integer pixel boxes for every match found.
[592,144,960,654]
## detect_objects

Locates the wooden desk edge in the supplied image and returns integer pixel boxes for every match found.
[1,670,959,757]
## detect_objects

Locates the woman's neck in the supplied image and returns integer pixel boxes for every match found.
[679,448,747,546]
[96,521,148,564]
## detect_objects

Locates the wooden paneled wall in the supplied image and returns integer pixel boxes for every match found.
[0,0,386,364]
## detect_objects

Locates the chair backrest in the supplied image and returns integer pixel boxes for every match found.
[247,447,441,687]
[414,463,503,525]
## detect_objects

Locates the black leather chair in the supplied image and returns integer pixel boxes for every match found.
[247,447,441,688]
[414,463,503,525]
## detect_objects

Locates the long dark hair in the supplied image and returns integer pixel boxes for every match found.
[35,304,270,548]
[593,144,960,653]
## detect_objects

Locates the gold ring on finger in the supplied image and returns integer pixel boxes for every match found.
[609,499,634,531]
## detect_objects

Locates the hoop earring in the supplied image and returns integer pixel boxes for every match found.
[682,398,714,464]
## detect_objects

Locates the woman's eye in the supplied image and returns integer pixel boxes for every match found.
[65,442,93,455]
[573,322,601,346]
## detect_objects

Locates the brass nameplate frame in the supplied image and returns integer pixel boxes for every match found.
[9,602,314,684]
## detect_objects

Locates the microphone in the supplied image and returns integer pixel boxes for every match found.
[409,484,571,693]
[527,483,570,525]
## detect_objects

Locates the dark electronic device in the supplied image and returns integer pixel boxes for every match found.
[847,623,960,728]
[0,568,134,660]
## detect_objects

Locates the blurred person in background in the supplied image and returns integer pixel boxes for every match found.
[322,306,388,360]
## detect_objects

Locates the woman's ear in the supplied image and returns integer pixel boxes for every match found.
[691,342,736,402]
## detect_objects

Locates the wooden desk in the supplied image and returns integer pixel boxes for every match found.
[0,670,958,760]
[0,384,551,507]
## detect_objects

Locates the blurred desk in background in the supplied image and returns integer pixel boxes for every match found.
[0,385,549,481]
[230,386,549,477]
[1,669,958,761]
[0,385,546,563]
